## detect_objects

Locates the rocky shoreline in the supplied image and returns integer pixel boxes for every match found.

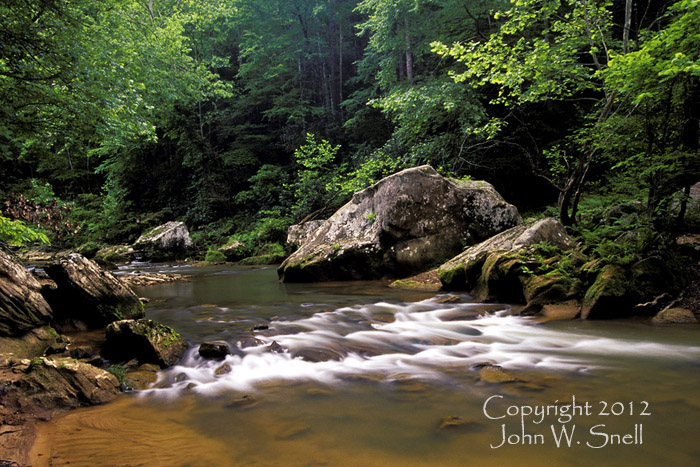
[0,251,190,466]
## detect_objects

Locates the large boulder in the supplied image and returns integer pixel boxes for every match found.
[1,357,120,416]
[105,319,187,367]
[42,253,144,329]
[439,217,576,291]
[0,249,53,337]
[279,166,521,281]
[287,220,326,247]
[133,221,193,261]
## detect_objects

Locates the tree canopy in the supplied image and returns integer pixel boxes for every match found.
[1,0,698,254]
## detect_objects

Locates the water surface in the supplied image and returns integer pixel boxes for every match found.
[32,265,700,466]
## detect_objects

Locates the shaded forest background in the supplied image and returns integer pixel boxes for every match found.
[1,0,699,260]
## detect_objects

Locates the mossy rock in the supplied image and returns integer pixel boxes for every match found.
[0,326,68,360]
[105,319,187,368]
[438,263,466,290]
[581,264,635,319]
[523,271,576,306]
[218,239,248,261]
[204,249,227,264]
[472,251,529,302]
[652,307,698,324]
[630,255,686,298]
[239,253,286,265]
[240,243,286,265]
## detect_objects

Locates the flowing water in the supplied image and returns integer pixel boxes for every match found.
[31,265,700,466]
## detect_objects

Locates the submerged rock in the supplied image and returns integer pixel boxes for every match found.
[0,249,53,337]
[42,253,144,329]
[105,319,187,367]
[280,166,521,282]
[438,415,482,431]
[133,221,193,261]
[292,347,344,362]
[214,363,232,376]
[476,363,520,383]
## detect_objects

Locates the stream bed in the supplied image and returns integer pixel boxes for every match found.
[30,265,700,466]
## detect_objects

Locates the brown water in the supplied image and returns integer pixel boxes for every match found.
[31,265,700,466]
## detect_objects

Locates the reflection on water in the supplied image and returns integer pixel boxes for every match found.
[32,265,700,466]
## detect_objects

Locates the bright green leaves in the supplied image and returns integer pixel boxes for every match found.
[435,0,613,110]
[605,0,700,104]
[289,134,342,220]
[0,216,50,247]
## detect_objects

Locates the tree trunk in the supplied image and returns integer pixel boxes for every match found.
[558,93,616,225]
[404,17,413,80]
[623,0,633,54]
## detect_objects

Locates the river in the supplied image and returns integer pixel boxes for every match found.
[30,265,700,466]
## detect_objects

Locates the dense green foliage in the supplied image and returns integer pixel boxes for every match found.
[1,0,698,258]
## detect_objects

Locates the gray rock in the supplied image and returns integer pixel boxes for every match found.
[0,249,53,337]
[279,166,521,281]
[43,253,144,329]
[287,220,326,247]
[134,221,193,260]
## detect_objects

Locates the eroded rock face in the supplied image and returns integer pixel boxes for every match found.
[287,220,326,247]
[43,253,144,329]
[279,166,521,281]
[0,249,53,337]
[105,319,187,367]
[134,221,193,261]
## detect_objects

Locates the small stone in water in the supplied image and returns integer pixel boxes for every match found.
[225,395,257,409]
[198,341,230,360]
[237,337,265,348]
[435,295,462,304]
[175,373,188,383]
[214,363,232,376]
[251,324,269,331]
[267,341,285,353]
[475,364,519,384]
[274,423,311,440]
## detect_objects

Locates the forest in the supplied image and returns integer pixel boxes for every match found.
[1,0,699,262]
